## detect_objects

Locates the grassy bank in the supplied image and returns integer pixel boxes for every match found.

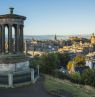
[44,75,95,97]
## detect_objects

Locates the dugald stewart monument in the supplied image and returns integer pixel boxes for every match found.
[0,8,39,88]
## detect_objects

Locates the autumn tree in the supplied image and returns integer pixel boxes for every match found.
[73,55,85,67]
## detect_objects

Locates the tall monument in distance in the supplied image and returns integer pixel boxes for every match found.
[91,33,95,45]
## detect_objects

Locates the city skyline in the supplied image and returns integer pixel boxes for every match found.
[0,0,95,35]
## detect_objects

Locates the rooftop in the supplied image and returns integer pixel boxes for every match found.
[0,7,26,20]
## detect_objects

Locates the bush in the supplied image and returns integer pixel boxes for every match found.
[81,69,95,86]
[53,70,70,80]
[70,72,81,83]
[39,53,59,74]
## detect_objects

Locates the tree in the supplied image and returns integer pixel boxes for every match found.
[29,57,40,69]
[67,55,85,73]
[73,55,85,67]
[67,61,74,71]
[81,69,95,86]
[39,53,59,74]
[71,72,81,83]
[57,53,71,68]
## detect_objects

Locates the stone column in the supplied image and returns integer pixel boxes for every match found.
[15,25,20,53]
[24,40,27,54]
[8,25,12,53]
[1,25,5,53]
[19,25,24,52]
[0,25,2,53]
[8,72,13,88]
[31,68,35,83]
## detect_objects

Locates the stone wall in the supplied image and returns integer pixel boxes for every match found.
[0,61,29,72]
[0,66,39,88]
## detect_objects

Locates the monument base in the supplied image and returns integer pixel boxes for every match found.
[0,54,39,88]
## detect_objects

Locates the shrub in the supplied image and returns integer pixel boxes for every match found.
[70,72,81,83]
[53,70,70,80]
[81,69,95,86]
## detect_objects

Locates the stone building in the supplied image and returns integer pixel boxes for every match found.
[85,52,95,69]
[91,33,95,45]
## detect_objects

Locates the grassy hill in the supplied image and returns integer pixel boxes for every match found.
[44,75,95,97]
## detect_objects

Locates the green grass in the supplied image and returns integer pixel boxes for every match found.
[44,75,95,97]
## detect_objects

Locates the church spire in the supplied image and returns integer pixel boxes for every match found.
[54,34,57,41]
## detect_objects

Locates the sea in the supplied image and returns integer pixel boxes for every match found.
[24,34,91,41]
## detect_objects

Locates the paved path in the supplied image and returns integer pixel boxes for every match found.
[0,78,54,97]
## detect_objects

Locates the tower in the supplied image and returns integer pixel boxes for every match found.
[54,34,57,41]
[91,33,95,45]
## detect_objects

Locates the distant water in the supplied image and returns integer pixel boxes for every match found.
[24,35,90,40]
[24,35,68,40]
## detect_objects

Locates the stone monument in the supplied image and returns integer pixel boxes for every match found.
[0,8,39,88]
[0,7,25,53]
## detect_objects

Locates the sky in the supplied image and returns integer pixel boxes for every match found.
[0,0,95,35]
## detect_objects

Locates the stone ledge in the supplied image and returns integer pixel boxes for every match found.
[0,54,29,64]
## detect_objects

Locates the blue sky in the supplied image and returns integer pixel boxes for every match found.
[0,0,95,35]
